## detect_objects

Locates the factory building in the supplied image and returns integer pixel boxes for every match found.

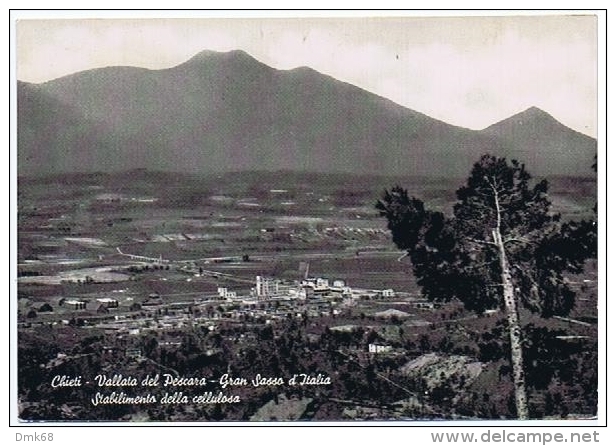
[255,276,280,298]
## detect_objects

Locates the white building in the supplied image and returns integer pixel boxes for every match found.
[65,299,86,310]
[368,344,393,354]
[217,287,237,300]
[97,297,119,308]
[301,277,330,292]
[381,289,395,297]
[255,276,280,298]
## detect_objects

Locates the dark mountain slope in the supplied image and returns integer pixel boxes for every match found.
[17,50,596,177]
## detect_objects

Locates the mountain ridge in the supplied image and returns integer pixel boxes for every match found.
[17,49,597,177]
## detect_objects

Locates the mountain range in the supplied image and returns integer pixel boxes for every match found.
[17,49,597,178]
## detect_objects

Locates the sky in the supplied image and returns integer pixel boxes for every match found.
[14,13,598,137]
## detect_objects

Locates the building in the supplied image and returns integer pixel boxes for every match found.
[368,344,393,354]
[97,297,119,308]
[301,278,330,293]
[217,287,237,300]
[255,276,280,298]
[65,299,86,310]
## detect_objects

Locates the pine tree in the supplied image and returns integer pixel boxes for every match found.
[376,154,595,419]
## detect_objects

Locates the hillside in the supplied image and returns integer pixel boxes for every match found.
[17,50,596,177]
[480,107,597,176]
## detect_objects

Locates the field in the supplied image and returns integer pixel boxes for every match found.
[16,170,598,421]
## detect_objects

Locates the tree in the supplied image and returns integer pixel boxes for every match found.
[377,155,594,419]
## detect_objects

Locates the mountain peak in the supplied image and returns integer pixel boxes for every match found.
[482,106,563,132]
[183,49,258,66]
[516,106,556,120]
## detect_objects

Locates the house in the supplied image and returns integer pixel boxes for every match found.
[368,344,393,354]
[217,287,238,300]
[65,299,86,310]
[97,297,119,308]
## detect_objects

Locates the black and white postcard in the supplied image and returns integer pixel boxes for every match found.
[12,11,602,424]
